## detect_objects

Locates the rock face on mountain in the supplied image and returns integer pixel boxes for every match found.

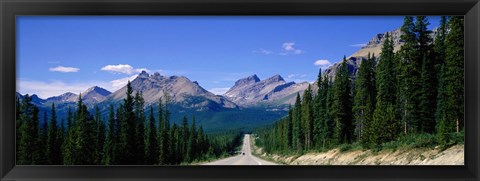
[107,71,238,111]
[224,74,309,107]
[349,28,404,59]
[16,93,47,105]
[81,86,112,104]
[323,27,437,80]
[46,92,78,103]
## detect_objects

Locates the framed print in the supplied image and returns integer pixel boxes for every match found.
[1,0,479,180]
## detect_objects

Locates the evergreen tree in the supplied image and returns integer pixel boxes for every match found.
[196,126,206,157]
[46,103,62,164]
[170,123,180,164]
[415,16,436,133]
[39,112,48,164]
[158,97,169,165]
[301,85,314,149]
[397,16,421,134]
[331,57,353,144]
[293,93,303,150]
[57,118,65,164]
[286,105,293,149]
[62,98,80,164]
[180,115,189,162]
[353,53,376,145]
[434,16,448,74]
[145,106,158,164]
[117,81,137,164]
[134,92,146,164]
[67,106,73,130]
[371,32,399,146]
[436,16,464,144]
[313,68,323,149]
[186,115,197,162]
[323,75,335,146]
[76,95,96,164]
[17,95,41,164]
[102,105,116,165]
[94,106,106,164]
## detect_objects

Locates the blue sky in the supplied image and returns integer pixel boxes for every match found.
[17,16,440,99]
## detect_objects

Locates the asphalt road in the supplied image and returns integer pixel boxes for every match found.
[202,134,277,165]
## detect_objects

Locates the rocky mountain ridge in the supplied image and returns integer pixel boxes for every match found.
[224,74,309,107]
[323,27,437,80]
[106,71,238,111]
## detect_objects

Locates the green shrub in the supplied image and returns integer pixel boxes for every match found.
[339,144,351,152]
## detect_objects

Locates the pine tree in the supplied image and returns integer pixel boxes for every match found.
[77,96,96,164]
[170,123,180,164]
[57,118,65,164]
[332,57,353,144]
[46,103,62,164]
[145,106,158,164]
[67,106,73,130]
[313,68,323,149]
[102,105,116,165]
[371,32,399,147]
[186,115,197,162]
[293,93,303,151]
[286,105,293,149]
[196,126,206,158]
[398,16,421,134]
[94,106,105,164]
[179,115,189,162]
[17,95,41,164]
[39,112,48,164]
[158,97,169,165]
[415,16,436,133]
[301,85,314,149]
[353,53,376,145]
[118,81,137,164]
[434,16,448,74]
[418,54,436,133]
[436,16,464,144]
[134,92,146,164]
[323,75,335,146]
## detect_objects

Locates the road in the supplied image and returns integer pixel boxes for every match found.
[202,134,278,165]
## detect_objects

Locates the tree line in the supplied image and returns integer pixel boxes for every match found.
[256,16,464,153]
[16,81,243,165]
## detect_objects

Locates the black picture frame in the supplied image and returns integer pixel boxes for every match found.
[1,0,479,180]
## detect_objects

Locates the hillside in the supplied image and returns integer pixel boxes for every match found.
[252,140,464,165]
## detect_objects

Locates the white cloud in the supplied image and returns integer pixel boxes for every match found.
[350,43,367,47]
[253,48,273,55]
[110,75,138,90]
[16,79,109,99]
[49,66,79,73]
[294,49,303,55]
[280,42,304,55]
[101,64,149,75]
[314,59,331,66]
[314,59,333,71]
[282,42,296,51]
[208,88,230,95]
[17,75,140,99]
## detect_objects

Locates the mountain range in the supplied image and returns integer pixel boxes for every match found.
[224,74,309,107]
[16,26,424,131]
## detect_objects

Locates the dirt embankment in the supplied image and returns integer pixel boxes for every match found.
[252,144,464,165]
